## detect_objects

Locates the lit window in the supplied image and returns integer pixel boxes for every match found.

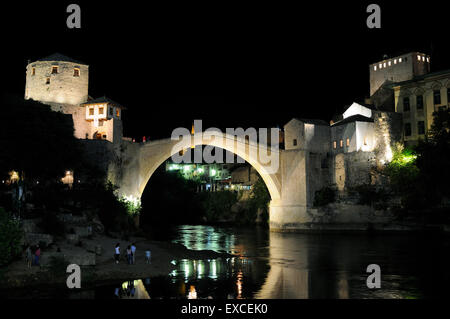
[399,58,402,63]
[99,107,104,114]
[379,63,382,69]
[32,67,35,76]
[346,138,350,147]
[388,61,391,66]
[427,57,430,62]
[116,109,120,117]
[89,108,94,116]
[340,140,343,148]
[417,55,421,61]
[394,59,397,64]
[333,141,337,149]
[373,65,377,71]
[51,66,58,74]
[383,62,386,68]
[73,68,80,77]
[422,56,425,61]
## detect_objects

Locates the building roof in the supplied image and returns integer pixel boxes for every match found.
[331,114,374,127]
[390,68,450,87]
[287,118,329,126]
[33,53,86,65]
[81,96,126,109]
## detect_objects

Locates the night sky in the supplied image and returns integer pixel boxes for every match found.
[2,1,449,140]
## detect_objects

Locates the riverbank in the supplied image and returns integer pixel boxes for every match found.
[0,234,233,290]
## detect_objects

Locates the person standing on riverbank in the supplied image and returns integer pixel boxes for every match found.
[34,245,41,267]
[25,245,32,268]
[126,245,132,265]
[114,243,120,264]
[131,243,136,264]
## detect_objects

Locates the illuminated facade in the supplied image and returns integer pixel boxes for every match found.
[24,53,124,144]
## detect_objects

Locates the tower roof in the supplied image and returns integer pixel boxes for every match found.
[33,53,86,65]
[81,96,126,109]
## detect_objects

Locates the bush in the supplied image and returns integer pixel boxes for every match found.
[313,187,336,207]
[0,207,23,266]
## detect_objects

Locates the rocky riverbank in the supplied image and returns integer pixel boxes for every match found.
[0,234,233,290]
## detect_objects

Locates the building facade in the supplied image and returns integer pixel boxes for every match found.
[24,53,124,144]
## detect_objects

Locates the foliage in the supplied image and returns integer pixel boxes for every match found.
[140,167,203,225]
[199,190,238,222]
[383,109,450,211]
[313,187,336,207]
[0,207,23,266]
[92,182,136,232]
[0,93,83,182]
[243,178,271,225]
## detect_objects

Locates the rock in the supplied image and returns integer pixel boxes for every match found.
[24,233,54,246]
[66,234,79,244]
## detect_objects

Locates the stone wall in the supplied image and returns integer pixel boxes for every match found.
[25,61,89,106]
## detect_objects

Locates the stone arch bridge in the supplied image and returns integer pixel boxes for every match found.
[115,132,325,231]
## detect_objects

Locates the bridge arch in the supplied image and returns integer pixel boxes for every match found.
[134,132,281,202]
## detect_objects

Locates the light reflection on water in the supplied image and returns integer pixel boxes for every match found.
[110,225,450,299]
[3,225,450,299]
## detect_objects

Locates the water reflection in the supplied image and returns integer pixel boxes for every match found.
[3,225,450,299]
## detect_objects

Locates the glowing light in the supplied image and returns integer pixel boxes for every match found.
[188,285,197,299]
[394,59,397,64]
[399,58,402,63]
[9,171,19,183]
[183,165,191,171]
[210,169,216,176]
[197,168,204,173]
[373,65,377,71]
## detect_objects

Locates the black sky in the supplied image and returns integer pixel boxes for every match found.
[2,1,449,139]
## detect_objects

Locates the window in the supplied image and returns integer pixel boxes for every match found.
[89,108,94,116]
[340,140,343,148]
[418,121,425,135]
[51,66,58,74]
[293,139,297,146]
[404,123,412,136]
[434,90,441,104]
[73,68,80,77]
[403,97,410,111]
[363,137,367,145]
[346,138,350,147]
[45,77,50,84]
[333,141,337,149]
[31,67,35,76]
[99,107,104,115]
[99,121,104,127]
[416,95,423,110]
[109,107,113,116]
[116,109,120,117]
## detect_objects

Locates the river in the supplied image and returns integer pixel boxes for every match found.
[5,225,450,298]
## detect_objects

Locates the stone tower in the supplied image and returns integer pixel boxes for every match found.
[369,52,430,96]
[25,53,89,105]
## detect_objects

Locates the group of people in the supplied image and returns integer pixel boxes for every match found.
[114,242,151,264]
[114,243,136,265]
[24,244,41,268]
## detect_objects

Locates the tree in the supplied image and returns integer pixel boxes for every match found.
[0,207,23,266]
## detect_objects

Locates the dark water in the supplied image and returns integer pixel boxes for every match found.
[4,225,450,299]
